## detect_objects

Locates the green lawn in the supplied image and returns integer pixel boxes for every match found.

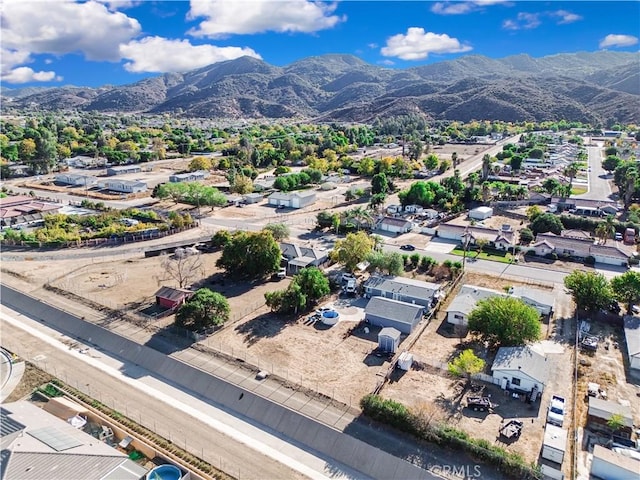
[571,186,588,195]
[451,248,514,264]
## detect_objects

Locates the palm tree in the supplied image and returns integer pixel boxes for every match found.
[481,154,491,181]
[481,183,492,203]
[596,216,616,244]
[467,172,480,189]
[452,151,458,167]
[564,162,580,192]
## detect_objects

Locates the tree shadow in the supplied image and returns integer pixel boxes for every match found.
[234,311,292,346]
[195,272,260,299]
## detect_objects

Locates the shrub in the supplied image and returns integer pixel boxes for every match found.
[545,252,558,260]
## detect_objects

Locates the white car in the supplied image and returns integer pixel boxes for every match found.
[341,273,356,283]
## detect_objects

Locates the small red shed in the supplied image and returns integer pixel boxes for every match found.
[155,286,194,309]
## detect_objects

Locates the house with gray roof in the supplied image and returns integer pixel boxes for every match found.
[491,346,549,393]
[438,224,515,249]
[169,170,209,183]
[280,242,330,273]
[376,216,413,234]
[623,316,640,376]
[54,173,97,187]
[364,275,440,308]
[446,285,506,326]
[530,233,629,266]
[0,401,147,480]
[268,190,316,209]
[365,297,424,334]
[511,286,555,316]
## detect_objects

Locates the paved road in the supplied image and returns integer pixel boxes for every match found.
[575,143,614,201]
[0,310,314,480]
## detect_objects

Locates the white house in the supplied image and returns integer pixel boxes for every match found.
[106,165,141,176]
[591,445,640,480]
[365,297,424,334]
[491,346,548,393]
[386,204,402,214]
[404,204,424,214]
[446,285,506,326]
[54,173,97,187]
[623,316,640,376]
[268,191,316,209]
[169,170,210,183]
[376,217,413,234]
[97,179,147,193]
[469,206,493,220]
[364,275,440,308]
[243,193,263,204]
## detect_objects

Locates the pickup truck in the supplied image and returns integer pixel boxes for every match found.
[547,395,566,427]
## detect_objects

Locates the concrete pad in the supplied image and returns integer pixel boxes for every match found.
[423,238,458,253]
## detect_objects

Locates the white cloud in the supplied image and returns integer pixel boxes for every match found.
[502,12,541,30]
[551,10,582,24]
[381,27,472,61]
[378,59,395,66]
[96,0,140,11]
[119,37,261,73]
[431,1,509,15]
[1,66,61,83]
[187,0,345,37]
[1,0,141,61]
[599,34,639,49]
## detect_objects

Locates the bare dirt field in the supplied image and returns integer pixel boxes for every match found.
[431,143,489,162]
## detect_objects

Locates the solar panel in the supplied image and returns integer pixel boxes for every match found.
[27,427,83,451]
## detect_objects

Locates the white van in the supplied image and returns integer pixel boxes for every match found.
[345,279,357,295]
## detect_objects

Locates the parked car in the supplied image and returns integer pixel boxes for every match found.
[547,395,566,427]
[615,232,623,241]
[341,273,356,283]
[400,244,416,251]
[608,301,621,314]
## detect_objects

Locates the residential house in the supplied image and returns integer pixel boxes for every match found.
[623,316,640,376]
[0,401,147,480]
[438,224,514,250]
[154,286,194,310]
[468,206,493,220]
[106,165,142,176]
[510,286,555,316]
[280,242,330,273]
[253,176,276,191]
[365,297,424,334]
[364,275,440,308]
[243,193,263,204]
[590,244,630,266]
[529,233,629,266]
[65,155,105,168]
[404,204,424,214]
[446,284,506,326]
[268,190,316,209]
[54,173,97,187]
[97,179,147,193]
[0,195,62,228]
[587,397,634,438]
[376,216,413,234]
[590,445,640,480]
[169,170,210,183]
[491,345,548,394]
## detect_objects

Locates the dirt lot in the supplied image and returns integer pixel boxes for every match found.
[380,271,576,468]
[431,143,490,162]
[575,313,640,476]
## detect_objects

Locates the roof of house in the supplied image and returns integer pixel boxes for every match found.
[379,327,402,340]
[0,195,33,208]
[590,244,630,260]
[588,398,633,425]
[470,206,493,214]
[491,346,549,385]
[107,164,141,171]
[365,297,423,326]
[592,445,640,473]
[0,402,146,480]
[280,242,328,261]
[364,275,439,300]
[446,284,505,316]
[269,191,316,200]
[154,286,193,302]
[98,179,147,187]
[535,233,593,255]
[510,286,555,309]
[378,216,412,227]
[623,316,640,358]
[561,229,593,240]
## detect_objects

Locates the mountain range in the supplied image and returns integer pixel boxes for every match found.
[3,51,639,124]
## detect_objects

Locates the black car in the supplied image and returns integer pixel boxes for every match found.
[400,244,416,251]
[608,301,621,314]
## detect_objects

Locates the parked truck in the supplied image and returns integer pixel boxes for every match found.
[547,395,566,427]
[624,227,636,244]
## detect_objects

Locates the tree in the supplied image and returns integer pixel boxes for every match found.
[602,155,621,173]
[595,216,615,244]
[371,172,388,195]
[330,231,374,272]
[176,288,230,331]
[467,296,541,348]
[526,205,543,222]
[541,178,562,195]
[563,162,580,192]
[607,413,625,437]
[475,238,488,258]
[424,154,439,171]
[294,267,330,306]
[611,271,640,314]
[481,154,491,181]
[448,349,485,384]
[230,175,254,194]
[211,230,232,248]
[160,250,204,288]
[188,156,212,172]
[264,223,290,241]
[216,230,281,278]
[407,139,423,161]
[530,213,563,235]
[317,211,339,230]
[519,227,534,244]
[564,271,612,312]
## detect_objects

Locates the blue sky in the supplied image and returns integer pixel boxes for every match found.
[2,1,639,88]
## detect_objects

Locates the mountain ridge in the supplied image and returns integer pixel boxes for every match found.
[5,51,639,124]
